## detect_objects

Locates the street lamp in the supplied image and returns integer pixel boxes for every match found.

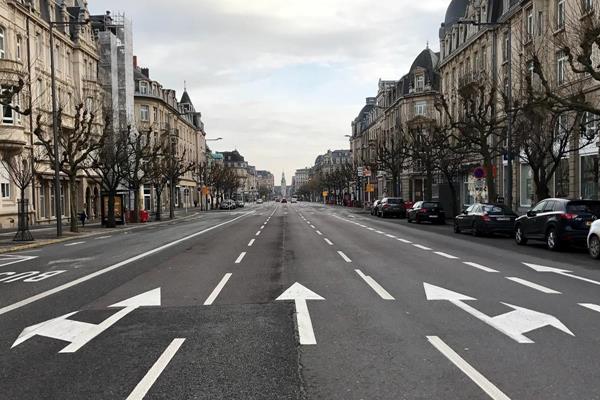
[457,19,513,209]
[49,17,90,237]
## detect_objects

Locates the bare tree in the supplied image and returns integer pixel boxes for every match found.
[34,104,104,232]
[373,125,407,197]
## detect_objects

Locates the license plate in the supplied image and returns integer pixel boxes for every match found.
[497,217,509,221]
[429,215,438,218]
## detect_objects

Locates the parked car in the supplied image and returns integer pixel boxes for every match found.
[236,200,245,208]
[407,201,446,224]
[454,203,517,236]
[220,200,236,210]
[257,199,264,204]
[370,200,381,216]
[377,197,406,218]
[515,198,600,250]
[291,197,298,203]
[281,198,288,204]
[587,220,600,259]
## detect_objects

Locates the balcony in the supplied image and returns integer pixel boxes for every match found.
[458,70,487,90]
[0,59,26,86]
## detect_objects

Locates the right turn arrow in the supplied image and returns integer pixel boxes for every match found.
[276,283,325,345]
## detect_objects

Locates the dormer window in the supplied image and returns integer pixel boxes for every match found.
[415,74,424,92]
[140,81,149,95]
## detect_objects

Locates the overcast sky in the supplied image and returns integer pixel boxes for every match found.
[89,0,448,182]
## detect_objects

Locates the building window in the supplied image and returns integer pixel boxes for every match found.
[520,164,534,207]
[581,155,599,199]
[35,32,43,61]
[85,97,94,112]
[0,26,5,60]
[527,60,535,84]
[526,8,534,39]
[60,184,65,216]
[414,101,427,116]
[557,0,565,29]
[140,105,150,122]
[1,86,14,124]
[39,182,46,218]
[1,183,10,199]
[557,50,567,84]
[415,74,424,92]
[16,35,22,61]
[502,32,509,62]
[140,81,149,95]
[538,11,544,36]
[583,0,593,13]
[66,51,72,77]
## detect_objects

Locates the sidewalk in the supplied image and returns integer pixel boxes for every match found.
[0,208,203,254]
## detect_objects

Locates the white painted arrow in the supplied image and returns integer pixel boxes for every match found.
[276,283,324,345]
[523,263,600,286]
[424,283,574,344]
[12,288,161,353]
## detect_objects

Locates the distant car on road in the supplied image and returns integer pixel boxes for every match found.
[454,203,516,236]
[235,200,245,208]
[257,199,264,204]
[515,198,600,250]
[370,200,381,216]
[281,198,288,204]
[291,197,298,203]
[377,197,406,218]
[220,200,236,210]
[407,201,445,224]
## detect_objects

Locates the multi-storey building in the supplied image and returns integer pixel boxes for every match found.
[256,170,274,194]
[1,0,103,227]
[219,150,249,199]
[293,168,310,191]
[314,149,351,175]
[134,59,206,213]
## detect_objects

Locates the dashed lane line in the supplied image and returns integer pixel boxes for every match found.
[248,239,255,247]
[413,244,432,251]
[310,225,316,229]
[126,338,186,400]
[580,303,600,313]
[427,336,511,400]
[316,230,323,235]
[255,231,262,236]
[95,236,112,240]
[324,239,334,246]
[385,234,396,239]
[434,252,459,260]
[337,251,352,263]
[355,269,395,300]
[505,277,561,294]
[203,273,233,306]
[397,238,412,244]
[463,262,499,273]
[65,242,85,247]
[235,252,247,264]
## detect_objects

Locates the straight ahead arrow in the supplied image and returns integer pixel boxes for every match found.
[424,283,574,344]
[276,283,324,345]
[523,263,600,286]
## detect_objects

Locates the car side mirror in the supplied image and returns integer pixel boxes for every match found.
[527,210,536,217]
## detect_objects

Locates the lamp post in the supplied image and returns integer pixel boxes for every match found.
[49,18,89,237]
[457,19,513,208]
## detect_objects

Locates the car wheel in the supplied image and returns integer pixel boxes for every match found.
[454,222,461,233]
[546,227,562,251]
[589,235,600,259]
[515,225,527,245]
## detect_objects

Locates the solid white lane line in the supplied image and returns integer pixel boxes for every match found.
[337,251,352,263]
[255,231,262,236]
[355,270,395,300]
[506,277,561,294]
[463,262,499,273]
[95,236,112,240]
[375,230,384,234]
[203,273,232,306]
[367,227,375,231]
[434,252,459,260]
[316,230,323,236]
[427,336,511,400]
[0,212,253,316]
[248,239,255,247]
[397,238,412,244]
[579,303,600,313]
[310,225,316,229]
[385,234,396,238]
[65,242,85,247]
[126,338,186,400]
[413,244,432,251]
[235,252,247,264]
[261,225,265,229]
[324,238,334,246]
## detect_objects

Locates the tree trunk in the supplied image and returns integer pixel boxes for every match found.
[483,158,496,202]
[107,190,116,228]
[155,187,163,221]
[169,184,175,220]
[132,186,141,223]
[424,170,433,201]
[392,174,399,197]
[69,175,78,233]
[533,168,551,202]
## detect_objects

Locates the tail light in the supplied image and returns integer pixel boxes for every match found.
[383,204,390,209]
[419,209,427,214]
[561,213,577,220]
[481,214,491,222]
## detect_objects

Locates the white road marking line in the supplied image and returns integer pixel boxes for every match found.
[315,230,323,235]
[203,273,232,306]
[434,252,459,260]
[355,270,395,300]
[367,227,375,231]
[397,238,412,244]
[463,262,499,273]
[385,234,396,238]
[413,244,432,251]
[235,252,247,264]
[337,251,352,263]
[248,239,255,247]
[95,236,112,240]
[375,230,384,234]
[579,303,600,313]
[255,231,262,236]
[324,238,334,246]
[126,338,186,400]
[427,336,511,400]
[261,225,265,229]
[506,277,561,294]
[0,212,254,316]
[310,225,316,229]
[65,242,85,247]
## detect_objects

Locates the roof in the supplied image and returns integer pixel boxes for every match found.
[180,90,193,106]
[444,0,469,28]
[410,48,439,74]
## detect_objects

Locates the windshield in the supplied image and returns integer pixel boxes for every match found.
[567,202,600,215]
[482,205,514,215]
[387,198,403,204]
[423,202,441,209]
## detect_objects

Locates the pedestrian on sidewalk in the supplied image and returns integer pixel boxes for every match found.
[79,209,88,227]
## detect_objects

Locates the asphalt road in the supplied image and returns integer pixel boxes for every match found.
[1,201,600,399]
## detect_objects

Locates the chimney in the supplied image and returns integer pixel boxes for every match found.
[133,55,137,69]
[141,68,150,78]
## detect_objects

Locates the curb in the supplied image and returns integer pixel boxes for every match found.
[0,211,202,254]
